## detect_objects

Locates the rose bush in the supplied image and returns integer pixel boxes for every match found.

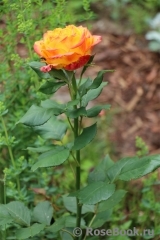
[34,25,102,71]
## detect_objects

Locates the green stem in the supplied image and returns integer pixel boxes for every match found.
[61,228,75,238]
[68,158,76,180]
[74,117,81,229]
[79,116,83,135]
[0,177,6,239]
[71,75,82,238]
[83,214,96,240]
[3,176,6,205]
[78,70,83,88]
[1,116,21,194]
[2,229,6,240]
[0,180,3,204]
[67,116,74,132]
[83,204,98,240]
[74,120,82,236]
[70,151,80,167]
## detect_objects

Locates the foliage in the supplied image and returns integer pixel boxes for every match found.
[135,136,149,157]
[1,1,160,240]
[1,54,160,239]
[102,0,160,34]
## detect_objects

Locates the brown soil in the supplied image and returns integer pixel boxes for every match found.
[86,19,160,157]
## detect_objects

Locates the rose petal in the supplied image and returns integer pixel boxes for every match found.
[34,40,44,56]
[92,35,102,46]
[40,65,52,72]
[65,55,91,71]
[99,110,106,117]
[34,25,102,70]
[71,28,86,49]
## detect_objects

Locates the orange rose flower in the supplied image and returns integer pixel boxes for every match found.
[34,25,102,72]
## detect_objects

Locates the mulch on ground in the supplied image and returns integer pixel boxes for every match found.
[87,20,160,157]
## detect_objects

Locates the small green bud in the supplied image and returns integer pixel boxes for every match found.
[8,181,15,188]
[10,3,18,10]
[135,136,149,157]
[3,168,10,175]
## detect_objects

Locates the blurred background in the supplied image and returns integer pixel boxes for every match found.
[1,0,160,239]
[90,0,160,158]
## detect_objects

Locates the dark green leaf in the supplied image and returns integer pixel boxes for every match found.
[66,107,87,118]
[34,117,67,140]
[18,105,53,126]
[80,55,94,77]
[33,201,53,225]
[73,123,97,150]
[98,190,127,212]
[88,155,114,184]
[45,232,58,239]
[65,142,74,150]
[106,155,160,182]
[28,62,51,79]
[16,223,45,239]
[91,209,112,228]
[66,99,80,109]
[1,109,8,116]
[79,78,92,97]
[49,68,68,81]
[31,146,70,171]
[27,146,53,153]
[87,237,99,240]
[90,70,108,89]
[48,215,85,233]
[62,69,74,80]
[63,196,95,214]
[39,81,66,94]
[41,100,65,115]
[47,216,65,232]
[63,216,85,228]
[0,218,13,227]
[70,182,115,204]
[41,99,65,110]
[120,155,160,181]
[60,231,73,240]
[60,232,73,240]
[41,99,80,112]
[0,204,13,226]
[87,104,111,118]
[82,82,107,107]
[5,201,30,226]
